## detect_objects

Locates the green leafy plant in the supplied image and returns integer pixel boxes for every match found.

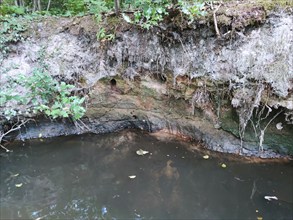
[178,0,206,23]
[35,80,86,120]
[0,4,25,16]
[122,0,207,29]
[64,0,109,20]
[84,0,109,22]
[64,0,86,15]
[0,15,26,61]
[122,0,170,29]
[23,70,86,120]
[97,27,115,41]
[0,69,86,120]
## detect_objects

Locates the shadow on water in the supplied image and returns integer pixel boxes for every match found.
[0,130,292,219]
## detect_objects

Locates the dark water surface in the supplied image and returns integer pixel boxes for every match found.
[1,130,292,220]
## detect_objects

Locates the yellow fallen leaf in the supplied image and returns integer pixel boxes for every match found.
[128,175,136,179]
[221,163,227,168]
[264,196,278,201]
[136,149,149,156]
[203,155,209,159]
[257,217,263,220]
[35,214,48,220]
[15,183,23,187]
[276,122,283,130]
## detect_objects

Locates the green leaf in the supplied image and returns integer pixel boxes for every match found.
[156,7,163,14]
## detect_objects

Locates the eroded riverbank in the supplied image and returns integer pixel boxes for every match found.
[1,1,292,158]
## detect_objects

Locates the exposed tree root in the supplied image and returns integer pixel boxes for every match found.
[210,1,222,38]
[0,118,33,152]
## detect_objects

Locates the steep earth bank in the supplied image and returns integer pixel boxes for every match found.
[1,2,292,158]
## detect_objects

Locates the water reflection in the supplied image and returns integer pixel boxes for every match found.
[0,130,292,219]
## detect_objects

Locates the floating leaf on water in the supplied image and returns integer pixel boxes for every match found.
[255,209,259,213]
[128,175,136,179]
[38,133,42,138]
[276,122,283,130]
[15,183,23,187]
[113,194,120,198]
[257,217,263,220]
[264,196,278,201]
[203,155,209,159]
[234,177,244,181]
[12,173,19,177]
[221,163,227,168]
[32,209,42,216]
[136,149,149,156]
[101,206,107,216]
[35,215,47,220]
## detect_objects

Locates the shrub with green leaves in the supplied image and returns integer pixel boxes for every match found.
[84,0,109,21]
[122,0,207,29]
[132,0,170,29]
[0,15,26,61]
[64,0,109,19]
[0,69,86,120]
[64,0,86,16]
[97,27,115,41]
[0,4,25,16]
[177,0,206,22]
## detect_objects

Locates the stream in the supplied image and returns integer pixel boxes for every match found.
[0,130,292,219]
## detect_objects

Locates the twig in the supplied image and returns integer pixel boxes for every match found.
[250,180,257,200]
[0,144,11,153]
